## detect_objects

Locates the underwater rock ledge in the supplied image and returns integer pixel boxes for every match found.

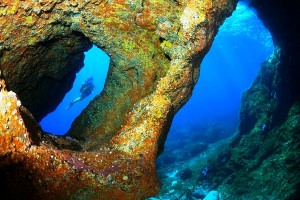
[0,0,237,199]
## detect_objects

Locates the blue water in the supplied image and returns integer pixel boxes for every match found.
[153,2,274,199]
[165,1,274,146]
[39,46,110,135]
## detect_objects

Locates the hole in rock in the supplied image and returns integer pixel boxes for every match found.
[154,1,274,198]
[39,45,110,135]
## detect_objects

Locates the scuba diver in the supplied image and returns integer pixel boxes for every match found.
[66,77,95,110]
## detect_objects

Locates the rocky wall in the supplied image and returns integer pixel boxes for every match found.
[203,0,300,199]
[0,0,93,121]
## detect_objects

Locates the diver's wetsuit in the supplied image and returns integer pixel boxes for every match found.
[80,82,95,98]
[66,78,95,110]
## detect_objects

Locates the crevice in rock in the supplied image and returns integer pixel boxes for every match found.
[39,45,110,136]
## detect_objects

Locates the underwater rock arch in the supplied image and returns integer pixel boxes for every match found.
[0,0,237,199]
[0,0,299,199]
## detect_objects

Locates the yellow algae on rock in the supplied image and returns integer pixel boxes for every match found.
[6,0,20,15]
[180,6,206,32]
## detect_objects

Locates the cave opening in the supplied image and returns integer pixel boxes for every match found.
[154,1,275,198]
[39,45,110,135]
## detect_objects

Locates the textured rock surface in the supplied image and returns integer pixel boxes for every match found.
[65,0,236,152]
[202,0,300,199]
[0,0,236,199]
[0,82,159,199]
[0,0,92,120]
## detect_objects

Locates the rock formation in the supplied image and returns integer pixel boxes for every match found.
[0,0,237,199]
[1,0,298,199]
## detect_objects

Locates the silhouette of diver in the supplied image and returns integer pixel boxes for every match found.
[66,77,95,110]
